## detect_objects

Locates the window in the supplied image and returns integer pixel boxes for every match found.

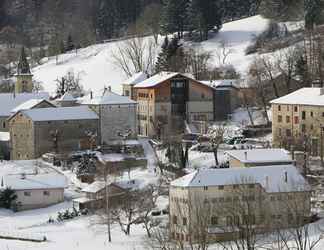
[233,184,239,189]
[287,106,289,111]
[278,105,281,111]
[311,111,313,117]
[43,191,50,196]
[124,90,130,96]
[278,115,282,123]
[201,93,205,99]
[286,129,291,137]
[302,124,306,133]
[24,191,31,196]
[248,184,255,189]
[294,106,298,112]
[173,215,177,225]
[302,111,306,120]
[270,196,275,201]
[64,121,68,124]
[278,128,282,136]
[203,186,208,191]
[226,216,233,226]
[294,116,299,124]
[311,124,314,130]
[183,217,187,226]
[2,122,5,129]
[218,185,224,190]
[286,116,290,123]
[211,216,218,225]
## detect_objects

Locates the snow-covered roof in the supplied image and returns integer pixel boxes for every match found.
[80,90,136,105]
[3,173,67,190]
[123,72,148,86]
[20,106,98,122]
[200,79,240,89]
[170,165,309,193]
[270,88,324,106]
[0,92,49,117]
[134,72,181,88]
[82,179,139,193]
[11,99,53,113]
[225,148,292,164]
[57,92,75,102]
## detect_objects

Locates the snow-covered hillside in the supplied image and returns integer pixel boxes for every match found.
[32,15,269,95]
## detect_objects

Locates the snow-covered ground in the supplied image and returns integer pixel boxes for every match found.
[32,15,269,95]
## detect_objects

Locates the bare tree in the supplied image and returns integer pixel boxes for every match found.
[205,124,227,166]
[184,47,212,80]
[55,69,84,97]
[215,40,233,66]
[112,37,157,77]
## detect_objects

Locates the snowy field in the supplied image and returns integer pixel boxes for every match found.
[32,15,269,95]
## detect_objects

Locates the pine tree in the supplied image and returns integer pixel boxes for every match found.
[305,0,324,30]
[0,188,17,209]
[66,34,75,52]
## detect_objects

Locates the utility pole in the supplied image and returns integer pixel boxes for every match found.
[104,163,111,242]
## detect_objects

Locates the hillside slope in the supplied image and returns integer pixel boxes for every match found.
[32,15,269,95]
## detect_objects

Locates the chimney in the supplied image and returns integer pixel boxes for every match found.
[108,86,111,92]
[284,171,288,183]
[244,151,248,161]
[320,88,324,96]
[90,91,93,100]
[21,173,26,179]
[265,175,269,189]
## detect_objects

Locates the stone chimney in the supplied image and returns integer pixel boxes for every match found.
[90,91,93,99]
[284,171,288,183]
[244,151,248,161]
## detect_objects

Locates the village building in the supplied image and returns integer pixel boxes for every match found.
[0,92,50,132]
[15,47,33,94]
[133,72,214,138]
[169,166,310,242]
[270,87,324,156]
[122,72,148,100]
[55,92,78,107]
[73,179,139,210]
[201,79,240,121]
[9,106,99,160]
[80,88,137,144]
[2,173,67,211]
[225,148,293,168]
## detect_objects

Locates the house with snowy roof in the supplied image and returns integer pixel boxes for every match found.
[133,72,214,137]
[0,92,49,132]
[225,148,293,168]
[2,172,67,210]
[270,87,324,156]
[73,179,140,210]
[9,106,99,160]
[55,92,78,107]
[80,88,137,144]
[169,165,310,241]
[122,72,148,100]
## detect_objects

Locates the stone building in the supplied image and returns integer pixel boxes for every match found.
[9,106,99,160]
[169,166,310,242]
[270,87,324,156]
[133,72,214,138]
[55,92,78,107]
[80,89,137,145]
[0,92,49,132]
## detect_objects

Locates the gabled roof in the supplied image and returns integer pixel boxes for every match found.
[225,148,292,164]
[3,173,67,190]
[11,99,54,113]
[80,90,136,105]
[18,106,98,122]
[270,87,324,106]
[0,92,49,117]
[200,79,240,89]
[170,165,309,193]
[82,179,140,193]
[123,72,148,86]
[57,92,75,102]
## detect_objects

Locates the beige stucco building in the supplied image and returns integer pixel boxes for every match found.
[271,87,324,156]
[3,173,67,210]
[169,166,310,242]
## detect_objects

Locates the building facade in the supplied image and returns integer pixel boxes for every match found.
[169,166,310,242]
[9,106,99,160]
[133,72,214,138]
[271,87,324,156]
[80,89,137,145]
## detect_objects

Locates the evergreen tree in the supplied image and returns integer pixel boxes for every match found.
[305,0,324,30]
[66,34,75,52]
[187,0,222,41]
[161,0,189,38]
[0,188,17,209]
